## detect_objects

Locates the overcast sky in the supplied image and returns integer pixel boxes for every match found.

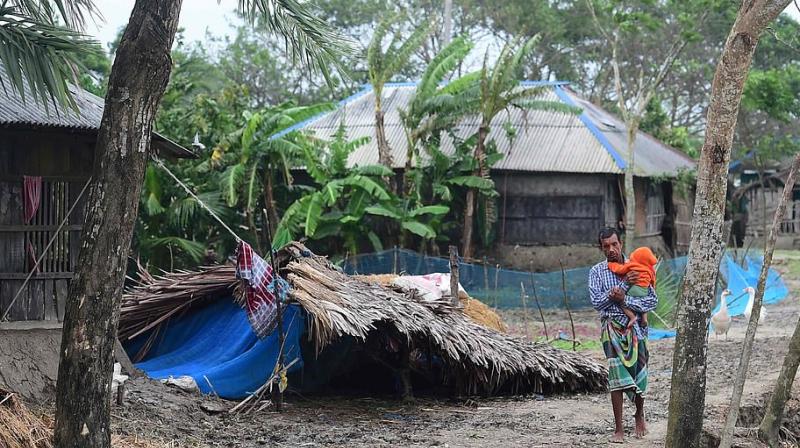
[85,1,800,50]
[86,0,242,49]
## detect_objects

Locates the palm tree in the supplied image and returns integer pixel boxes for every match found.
[0,0,99,110]
[367,15,433,173]
[0,1,354,446]
[461,35,578,258]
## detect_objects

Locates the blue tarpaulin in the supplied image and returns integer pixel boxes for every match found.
[711,255,789,318]
[126,298,305,399]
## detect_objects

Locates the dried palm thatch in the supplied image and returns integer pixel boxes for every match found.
[120,265,236,342]
[355,273,507,332]
[281,243,605,395]
[120,242,606,395]
[0,389,52,448]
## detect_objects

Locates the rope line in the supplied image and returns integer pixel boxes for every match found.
[151,156,242,242]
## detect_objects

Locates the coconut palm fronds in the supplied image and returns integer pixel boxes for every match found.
[119,264,236,341]
[281,244,606,395]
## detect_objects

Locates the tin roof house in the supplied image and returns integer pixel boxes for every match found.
[0,68,194,323]
[283,81,696,270]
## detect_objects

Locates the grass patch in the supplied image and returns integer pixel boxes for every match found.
[535,336,602,352]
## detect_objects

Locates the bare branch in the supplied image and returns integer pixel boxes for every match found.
[585,0,613,44]
[610,33,629,120]
[766,26,800,55]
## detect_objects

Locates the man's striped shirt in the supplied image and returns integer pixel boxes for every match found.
[588,260,658,338]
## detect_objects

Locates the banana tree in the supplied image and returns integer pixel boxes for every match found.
[367,15,434,173]
[399,35,476,197]
[219,102,333,250]
[365,201,450,249]
[274,125,393,254]
[461,35,579,258]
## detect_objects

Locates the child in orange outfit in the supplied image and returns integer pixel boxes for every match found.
[607,247,658,330]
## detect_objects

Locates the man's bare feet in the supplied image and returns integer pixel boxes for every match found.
[610,431,625,443]
[634,414,648,438]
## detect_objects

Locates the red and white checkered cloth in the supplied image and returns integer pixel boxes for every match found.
[23,176,41,273]
[235,241,279,338]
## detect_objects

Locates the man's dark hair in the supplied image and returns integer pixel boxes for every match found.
[598,227,621,245]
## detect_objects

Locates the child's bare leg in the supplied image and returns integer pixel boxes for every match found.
[623,307,638,330]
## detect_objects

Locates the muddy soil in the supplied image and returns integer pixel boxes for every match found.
[104,255,800,447]
[10,255,796,447]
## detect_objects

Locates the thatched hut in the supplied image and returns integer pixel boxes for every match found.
[120,242,606,397]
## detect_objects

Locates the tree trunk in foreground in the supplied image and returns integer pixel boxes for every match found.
[719,153,800,448]
[624,119,638,249]
[759,264,800,446]
[53,1,182,446]
[665,2,790,447]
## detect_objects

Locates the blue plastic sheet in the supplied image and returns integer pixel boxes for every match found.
[126,298,305,399]
[711,255,789,318]
[649,329,677,340]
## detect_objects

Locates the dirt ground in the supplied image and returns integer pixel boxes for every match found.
[11,253,789,447]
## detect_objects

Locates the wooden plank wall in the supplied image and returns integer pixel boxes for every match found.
[0,130,92,322]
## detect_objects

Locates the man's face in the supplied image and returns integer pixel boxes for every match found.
[600,234,623,263]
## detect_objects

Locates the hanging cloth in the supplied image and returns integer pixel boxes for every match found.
[234,241,287,338]
[22,176,42,272]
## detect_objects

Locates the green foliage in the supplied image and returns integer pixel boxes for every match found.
[274,126,394,253]
[0,1,101,111]
[639,95,700,157]
[237,0,356,88]
[367,14,433,93]
[651,261,681,329]
[742,66,800,123]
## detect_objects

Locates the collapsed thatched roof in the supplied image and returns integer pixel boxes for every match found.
[120,242,606,396]
[281,243,606,395]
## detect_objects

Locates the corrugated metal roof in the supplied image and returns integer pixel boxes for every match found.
[0,66,195,158]
[563,87,695,176]
[286,82,695,177]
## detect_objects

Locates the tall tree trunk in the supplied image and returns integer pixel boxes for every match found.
[665,2,791,447]
[759,245,800,445]
[624,119,638,248]
[441,0,453,46]
[374,92,394,171]
[263,169,279,237]
[462,125,489,259]
[53,1,182,446]
[719,153,800,448]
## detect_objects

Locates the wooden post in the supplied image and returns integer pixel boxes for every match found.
[114,338,142,379]
[263,209,284,413]
[449,246,459,306]
[519,283,531,339]
[559,260,577,351]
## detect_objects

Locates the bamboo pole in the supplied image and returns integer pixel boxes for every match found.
[493,264,500,309]
[519,283,531,340]
[529,263,549,341]
[560,260,577,351]
[263,209,284,413]
[719,153,800,448]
